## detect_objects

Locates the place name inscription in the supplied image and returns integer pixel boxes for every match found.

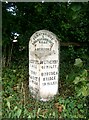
[32,32,54,44]
[29,60,58,64]
[29,30,59,101]
[29,59,58,87]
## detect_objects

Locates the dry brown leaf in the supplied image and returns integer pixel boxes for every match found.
[55,102,63,113]
[42,109,48,116]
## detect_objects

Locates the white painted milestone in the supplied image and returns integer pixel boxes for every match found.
[29,30,59,101]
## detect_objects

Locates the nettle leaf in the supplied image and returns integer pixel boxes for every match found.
[74,58,83,67]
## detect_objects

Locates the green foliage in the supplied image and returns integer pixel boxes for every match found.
[60,57,89,118]
[73,58,89,97]
[74,58,83,67]
[71,4,81,12]
[2,64,59,118]
[2,59,88,119]
[2,64,27,118]
[2,2,89,55]
[2,2,89,119]
[59,96,86,119]
[65,58,89,97]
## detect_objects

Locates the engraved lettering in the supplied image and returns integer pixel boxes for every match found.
[29,30,59,101]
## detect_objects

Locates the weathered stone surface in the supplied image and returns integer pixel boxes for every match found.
[29,30,59,101]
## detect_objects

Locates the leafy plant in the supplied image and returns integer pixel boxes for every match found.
[58,96,86,119]
[74,58,83,67]
[73,58,89,97]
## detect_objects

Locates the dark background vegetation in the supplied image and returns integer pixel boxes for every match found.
[2,2,89,119]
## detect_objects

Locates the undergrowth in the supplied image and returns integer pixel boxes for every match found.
[2,57,89,119]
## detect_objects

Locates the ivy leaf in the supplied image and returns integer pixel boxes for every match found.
[72,12,78,20]
[77,88,82,97]
[27,115,31,118]
[7,101,10,109]
[81,69,88,77]
[87,83,89,87]
[71,4,81,12]
[16,108,22,118]
[77,104,83,109]
[74,58,83,67]
[14,106,18,111]
[73,76,80,84]
[82,86,88,96]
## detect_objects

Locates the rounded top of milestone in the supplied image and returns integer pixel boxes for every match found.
[29,30,59,59]
[30,30,58,44]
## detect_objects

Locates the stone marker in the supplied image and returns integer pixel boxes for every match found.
[29,30,59,101]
